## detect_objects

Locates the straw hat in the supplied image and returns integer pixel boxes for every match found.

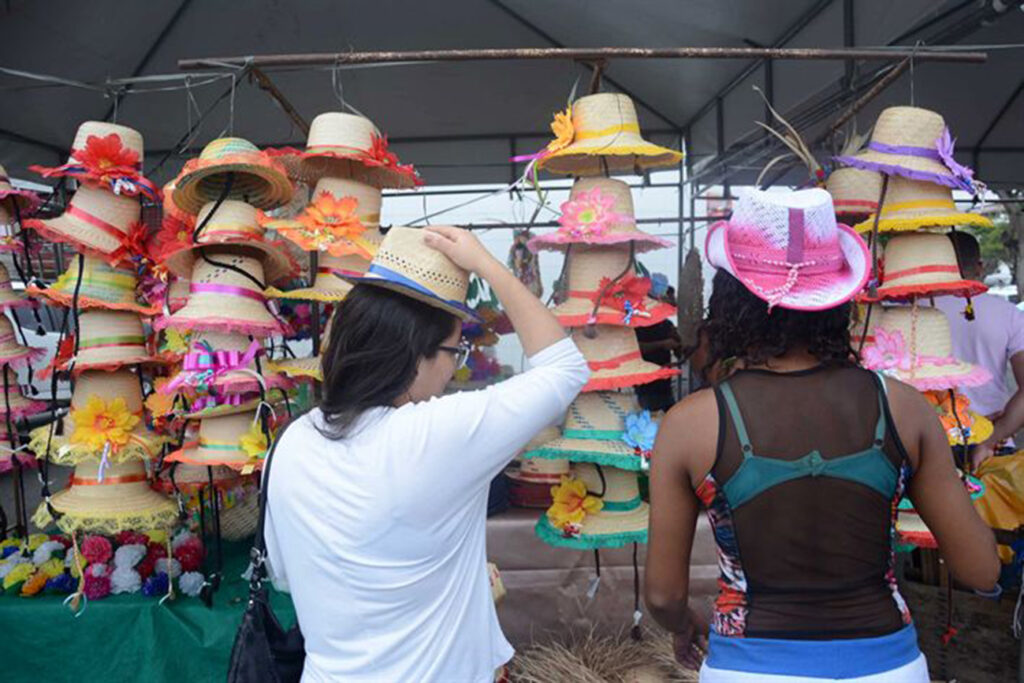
[155,249,287,337]
[535,463,649,550]
[0,263,33,311]
[155,199,298,285]
[528,178,672,252]
[0,314,44,369]
[269,112,421,189]
[706,188,870,311]
[154,463,243,494]
[853,176,993,233]
[510,426,569,485]
[524,392,654,472]
[0,443,35,475]
[261,177,383,259]
[861,306,991,391]
[347,226,480,321]
[922,389,993,447]
[896,505,936,550]
[266,245,376,302]
[166,411,268,472]
[552,246,675,327]
[0,366,46,419]
[29,255,158,314]
[826,166,882,219]
[536,93,683,176]
[860,232,986,303]
[29,369,165,466]
[572,325,679,392]
[0,162,41,213]
[23,184,144,266]
[172,137,294,214]
[32,458,178,535]
[28,122,158,200]
[51,309,162,374]
[267,314,334,382]
[835,106,979,194]
[849,304,878,348]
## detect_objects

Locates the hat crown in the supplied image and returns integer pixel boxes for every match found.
[319,250,373,274]
[68,458,149,491]
[71,369,144,413]
[306,112,382,151]
[524,426,562,452]
[199,137,261,161]
[371,227,470,305]
[564,246,633,292]
[195,200,263,239]
[565,392,639,432]
[882,233,960,282]
[197,411,255,444]
[571,93,640,135]
[70,121,145,163]
[571,325,642,362]
[189,250,266,291]
[0,313,15,338]
[569,177,635,216]
[77,309,145,339]
[575,462,640,506]
[67,184,141,230]
[826,167,883,213]
[313,177,383,224]
[876,307,953,359]
[881,175,953,208]
[872,106,947,149]
[729,188,840,253]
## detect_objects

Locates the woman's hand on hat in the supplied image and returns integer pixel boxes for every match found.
[423,225,496,275]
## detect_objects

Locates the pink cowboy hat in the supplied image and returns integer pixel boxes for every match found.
[705,188,870,311]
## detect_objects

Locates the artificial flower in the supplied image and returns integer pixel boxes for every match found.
[546,107,574,153]
[38,558,65,579]
[83,568,111,600]
[861,329,911,373]
[547,475,603,535]
[173,536,204,572]
[20,570,48,596]
[239,422,269,461]
[113,544,147,570]
[110,566,142,595]
[0,555,29,580]
[364,134,400,169]
[557,188,622,240]
[45,572,76,594]
[26,533,49,551]
[119,222,150,261]
[596,275,652,317]
[115,530,149,548]
[136,555,156,580]
[145,529,168,545]
[69,396,140,451]
[50,535,72,550]
[1,545,19,560]
[621,411,659,458]
[146,378,178,418]
[286,191,367,253]
[0,538,20,553]
[178,571,205,598]
[141,572,169,597]
[924,390,974,442]
[80,535,113,565]
[156,558,182,580]
[75,134,140,179]
[31,540,64,566]
[171,530,198,551]
[3,562,34,591]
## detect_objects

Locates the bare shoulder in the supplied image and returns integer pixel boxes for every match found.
[655,387,719,485]
[880,374,929,465]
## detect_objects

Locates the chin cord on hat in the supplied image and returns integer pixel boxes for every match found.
[867,176,890,300]
[947,228,975,321]
[584,243,636,339]
[631,542,643,641]
[2,365,27,537]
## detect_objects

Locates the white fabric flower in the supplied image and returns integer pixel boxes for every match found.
[0,555,29,579]
[110,566,142,595]
[113,544,147,569]
[155,558,182,580]
[89,563,108,578]
[31,540,64,566]
[178,571,205,598]
[171,530,198,551]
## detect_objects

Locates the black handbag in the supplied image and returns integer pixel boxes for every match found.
[228,428,305,683]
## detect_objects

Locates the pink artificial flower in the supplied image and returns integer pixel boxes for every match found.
[862,328,912,372]
[80,535,113,565]
[83,570,112,600]
[557,188,622,240]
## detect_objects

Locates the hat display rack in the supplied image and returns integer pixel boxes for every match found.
[519,83,683,639]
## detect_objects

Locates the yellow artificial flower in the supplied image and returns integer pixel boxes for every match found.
[546,475,603,531]
[26,534,49,551]
[69,396,140,451]
[145,378,178,418]
[546,107,574,153]
[0,538,19,553]
[144,529,167,545]
[2,563,34,590]
[39,558,65,578]
[163,328,192,355]
[239,422,269,460]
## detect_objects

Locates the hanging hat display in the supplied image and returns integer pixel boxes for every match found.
[826,166,883,220]
[155,251,286,337]
[0,263,34,311]
[268,112,421,189]
[528,178,672,252]
[172,137,294,214]
[29,255,158,314]
[267,250,371,303]
[268,316,333,382]
[346,226,480,322]
[860,233,986,303]
[28,121,158,200]
[22,184,146,267]
[524,392,657,472]
[834,106,980,195]
[155,463,243,495]
[533,94,683,176]
[46,309,163,375]
[860,306,991,391]
[154,199,298,285]
[535,463,649,549]
[552,246,675,327]
[165,411,271,473]
[850,304,879,348]
[572,325,679,392]
[0,314,44,369]
[852,176,993,233]
[0,162,41,214]
[260,177,383,259]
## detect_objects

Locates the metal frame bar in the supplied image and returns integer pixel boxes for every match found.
[972,81,1024,173]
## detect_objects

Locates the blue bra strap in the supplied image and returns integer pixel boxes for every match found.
[719,382,753,458]
[873,371,888,445]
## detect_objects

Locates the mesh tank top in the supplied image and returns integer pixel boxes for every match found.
[694,365,914,640]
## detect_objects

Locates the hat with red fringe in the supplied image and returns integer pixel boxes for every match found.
[572,325,679,392]
[29,254,158,315]
[0,315,44,369]
[172,137,294,214]
[0,163,41,213]
[43,309,165,377]
[165,411,272,474]
[859,232,986,303]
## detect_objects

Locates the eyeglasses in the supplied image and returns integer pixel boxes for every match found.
[439,339,472,369]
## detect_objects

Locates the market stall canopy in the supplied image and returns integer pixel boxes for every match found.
[0,0,1020,188]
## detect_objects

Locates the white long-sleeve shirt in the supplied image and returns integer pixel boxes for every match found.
[265,337,589,683]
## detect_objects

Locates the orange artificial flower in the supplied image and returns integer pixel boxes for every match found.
[546,107,574,153]
[279,191,367,255]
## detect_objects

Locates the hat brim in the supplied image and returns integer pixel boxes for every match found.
[525,438,648,472]
[705,220,871,312]
[0,189,41,213]
[36,488,178,535]
[834,153,962,190]
[896,510,937,549]
[537,138,683,177]
[528,231,672,253]
[0,453,36,474]
[584,361,678,393]
[892,361,992,392]
[266,281,352,303]
[154,464,243,493]
[347,272,481,322]
[553,297,676,328]
[154,300,288,338]
[268,356,321,381]
[28,284,160,315]
[944,411,993,447]
[165,442,259,471]
[172,161,294,214]
[22,217,130,267]
[182,395,265,420]
[534,508,649,550]
[29,422,166,466]
[854,210,993,233]
[159,239,299,286]
[859,279,987,303]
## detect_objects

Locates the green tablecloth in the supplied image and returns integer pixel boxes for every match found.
[0,541,296,683]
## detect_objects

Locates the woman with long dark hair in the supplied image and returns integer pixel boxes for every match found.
[645,189,999,682]
[264,226,589,682]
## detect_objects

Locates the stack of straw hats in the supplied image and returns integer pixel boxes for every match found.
[261,112,421,381]
[0,162,41,257]
[521,93,683,551]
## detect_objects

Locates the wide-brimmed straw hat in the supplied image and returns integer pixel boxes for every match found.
[552,246,675,327]
[861,306,991,391]
[706,187,870,311]
[535,94,683,176]
[0,202,42,255]
[23,184,144,266]
[507,427,567,508]
[826,166,883,220]
[49,309,163,375]
[155,462,244,495]
[266,245,376,302]
[0,366,45,420]
[268,112,421,189]
[853,176,993,234]
[32,458,178,535]
[922,389,993,447]
[535,463,649,549]
[834,106,980,194]
[860,232,986,303]
[524,392,655,472]
[0,163,41,213]
[172,137,294,214]
[29,369,165,466]
[261,177,383,259]
[166,411,268,473]
[267,317,333,382]
[0,314,44,369]
[347,226,480,322]
[29,255,158,314]
[28,121,158,201]
[528,178,672,253]
[0,263,33,311]
[850,304,878,348]
[155,199,298,285]
[573,325,678,392]
[155,250,287,337]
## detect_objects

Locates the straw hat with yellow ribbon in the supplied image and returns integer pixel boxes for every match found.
[535,462,649,549]
[267,112,421,189]
[172,137,294,214]
[859,232,986,303]
[853,176,993,233]
[29,369,166,467]
[0,263,34,311]
[29,254,158,314]
[165,410,272,474]
[267,250,372,303]
[0,314,44,369]
[572,325,679,392]
[261,177,383,260]
[922,389,993,447]
[44,309,165,376]
[533,93,683,176]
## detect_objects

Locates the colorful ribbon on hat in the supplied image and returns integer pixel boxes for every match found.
[588,351,642,371]
[163,339,263,394]
[188,393,246,414]
[866,127,978,195]
[29,134,159,201]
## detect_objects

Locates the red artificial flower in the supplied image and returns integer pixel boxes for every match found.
[80,534,113,565]
[596,275,652,312]
[174,543,204,573]
[50,535,72,550]
[114,531,149,547]
[75,134,140,181]
[136,555,156,580]
[146,541,168,560]
[120,222,150,260]
[364,134,400,168]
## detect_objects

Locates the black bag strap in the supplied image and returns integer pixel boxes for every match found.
[248,421,292,592]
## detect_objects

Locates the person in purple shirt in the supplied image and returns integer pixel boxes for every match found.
[935,231,1024,468]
